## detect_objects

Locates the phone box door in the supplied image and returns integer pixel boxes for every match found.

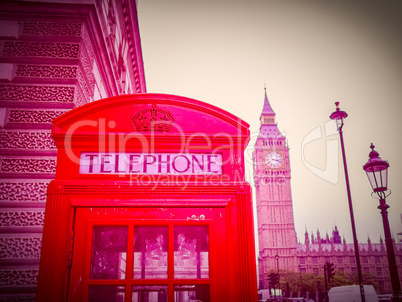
[68,207,228,302]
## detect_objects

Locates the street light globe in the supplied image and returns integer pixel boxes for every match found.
[363,143,389,193]
[329,102,348,130]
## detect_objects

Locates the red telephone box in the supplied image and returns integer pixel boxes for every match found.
[36,94,257,302]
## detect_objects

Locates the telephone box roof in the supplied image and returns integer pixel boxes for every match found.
[52,93,250,137]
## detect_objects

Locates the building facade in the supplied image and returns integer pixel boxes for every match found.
[253,89,298,289]
[0,0,146,300]
[254,91,402,295]
[298,227,402,294]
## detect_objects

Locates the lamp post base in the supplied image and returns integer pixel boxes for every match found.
[378,198,401,301]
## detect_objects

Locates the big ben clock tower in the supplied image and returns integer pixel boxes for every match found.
[254,88,297,288]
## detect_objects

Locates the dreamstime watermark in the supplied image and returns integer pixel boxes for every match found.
[301,120,339,184]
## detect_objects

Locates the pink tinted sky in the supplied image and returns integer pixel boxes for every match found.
[138,0,402,244]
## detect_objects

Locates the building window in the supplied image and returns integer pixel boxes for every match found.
[375,256,381,264]
[376,267,382,276]
[362,257,368,264]
[312,257,318,264]
[363,267,370,273]
[299,257,305,265]
[325,257,331,263]
[337,257,343,264]
[351,267,357,274]
[350,257,355,264]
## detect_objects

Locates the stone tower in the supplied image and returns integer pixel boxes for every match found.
[253,88,297,289]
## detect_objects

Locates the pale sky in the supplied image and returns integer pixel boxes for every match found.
[138,0,402,244]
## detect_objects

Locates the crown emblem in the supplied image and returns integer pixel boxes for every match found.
[132,104,174,132]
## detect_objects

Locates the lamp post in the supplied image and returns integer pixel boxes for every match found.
[363,144,401,302]
[299,265,303,298]
[275,254,279,273]
[330,102,365,302]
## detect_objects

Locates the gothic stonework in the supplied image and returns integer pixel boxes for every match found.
[8,110,66,125]
[0,85,75,103]
[1,41,80,59]
[0,158,56,174]
[0,181,49,203]
[0,237,42,259]
[298,228,402,295]
[0,211,44,227]
[0,131,56,150]
[22,22,82,37]
[254,90,297,288]
[16,65,77,79]
[0,270,38,286]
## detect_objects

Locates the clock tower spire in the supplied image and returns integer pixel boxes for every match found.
[260,86,276,125]
[254,89,297,289]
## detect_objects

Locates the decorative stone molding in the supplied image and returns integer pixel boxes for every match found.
[22,21,82,37]
[78,49,95,93]
[0,181,49,203]
[0,237,42,259]
[0,85,75,104]
[0,270,38,286]
[107,0,117,42]
[0,158,56,174]
[80,25,97,98]
[16,65,77,79]
[77,68,93,101]
[1,41,80,59]
[0,131,56,150]
[74,91,85,107]
[0,211,44,227]
[121,0,146,93]
[8,110,66,125]
[81,25,95,67]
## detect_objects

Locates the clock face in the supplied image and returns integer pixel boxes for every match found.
[265,151,283,168]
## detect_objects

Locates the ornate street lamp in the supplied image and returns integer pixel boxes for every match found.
[330,102,365,302]
[363,144,401,301]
